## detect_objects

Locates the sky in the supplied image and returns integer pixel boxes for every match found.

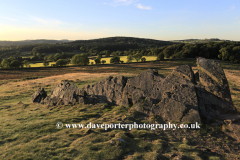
[0,0,239,41]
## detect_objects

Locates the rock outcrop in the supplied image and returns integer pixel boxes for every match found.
[31,87,47,103]
[195,58,236,122]
[42,81,79,106]
[31,57,237,124]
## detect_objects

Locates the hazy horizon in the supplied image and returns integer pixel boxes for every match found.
[1,0,240,41]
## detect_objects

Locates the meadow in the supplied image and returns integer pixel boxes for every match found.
[0,59,240,159]
[28,56,157,68]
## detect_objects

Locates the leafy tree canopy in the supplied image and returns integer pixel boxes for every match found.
[110,56,120,64]
[71,54,89,65]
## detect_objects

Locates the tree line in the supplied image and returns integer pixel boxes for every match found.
[1,37,240,69]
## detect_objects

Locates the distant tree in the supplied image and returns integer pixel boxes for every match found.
[43,60,49,67]
[10,60,22,68]
[22,60,30,68]
[8,56,16,62]
[140,49,146,56]
[101,60,106,64]
[94,54,102,65]
[1,59,10,68]
[111,51,117,56]
[54,53,62,61]
[110,56,120,64]
[47,55,55,61]
[127,54,134,63]
[133,53,142,62]
[36,52,43,60]
[56,59,68,66]
[163,46,175,58]
[150,44,156,48]
[94,58,101,65]
[141,57,146,62]
[229,56,235,62]
[71,54,89,65]
[97,54,102,59]
[0,57,2,67]
[218,47,230,61]
[44,55,48,61]
[157,53,164,61]
[118,51,124,56]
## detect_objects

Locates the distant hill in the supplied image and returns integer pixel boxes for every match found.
[70,36,175,46]
[171,38,233,43]
[0,39,72,46]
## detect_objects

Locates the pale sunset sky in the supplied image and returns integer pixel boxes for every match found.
[0,0,239,41]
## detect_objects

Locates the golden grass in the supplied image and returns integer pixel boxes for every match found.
[29,62,56,67]
[89,56,157,65]
[28,56,157,67]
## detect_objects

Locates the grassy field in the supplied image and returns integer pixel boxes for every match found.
[89,56,157,64]
[28,56,157,68]
[30,62,57,67]
[0,59,240,159]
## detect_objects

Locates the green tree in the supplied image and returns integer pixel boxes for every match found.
[1,59,10,68]
[110,56,120,64]
[10,60,22,68]
[71,54,89,65]
[44,55,48,61]
[47,55,55,61]
[141,57,146,62]
[219,47,230,61]
[96,54,102,59]
[105,50,111,57]
[8,56,16,62]
[56,59,68,66]
[0,58,2,67]
[22,60,30,68]
[43,60,49,67]
[54,53,62,61]
[127,54,134,63]
[94,58,101,65]
[157,53,164,61]
[101,60,106,64]
[163,46,175,58]
[36,52,43,60]
[133,53,142,62]
[95,54,102,65]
